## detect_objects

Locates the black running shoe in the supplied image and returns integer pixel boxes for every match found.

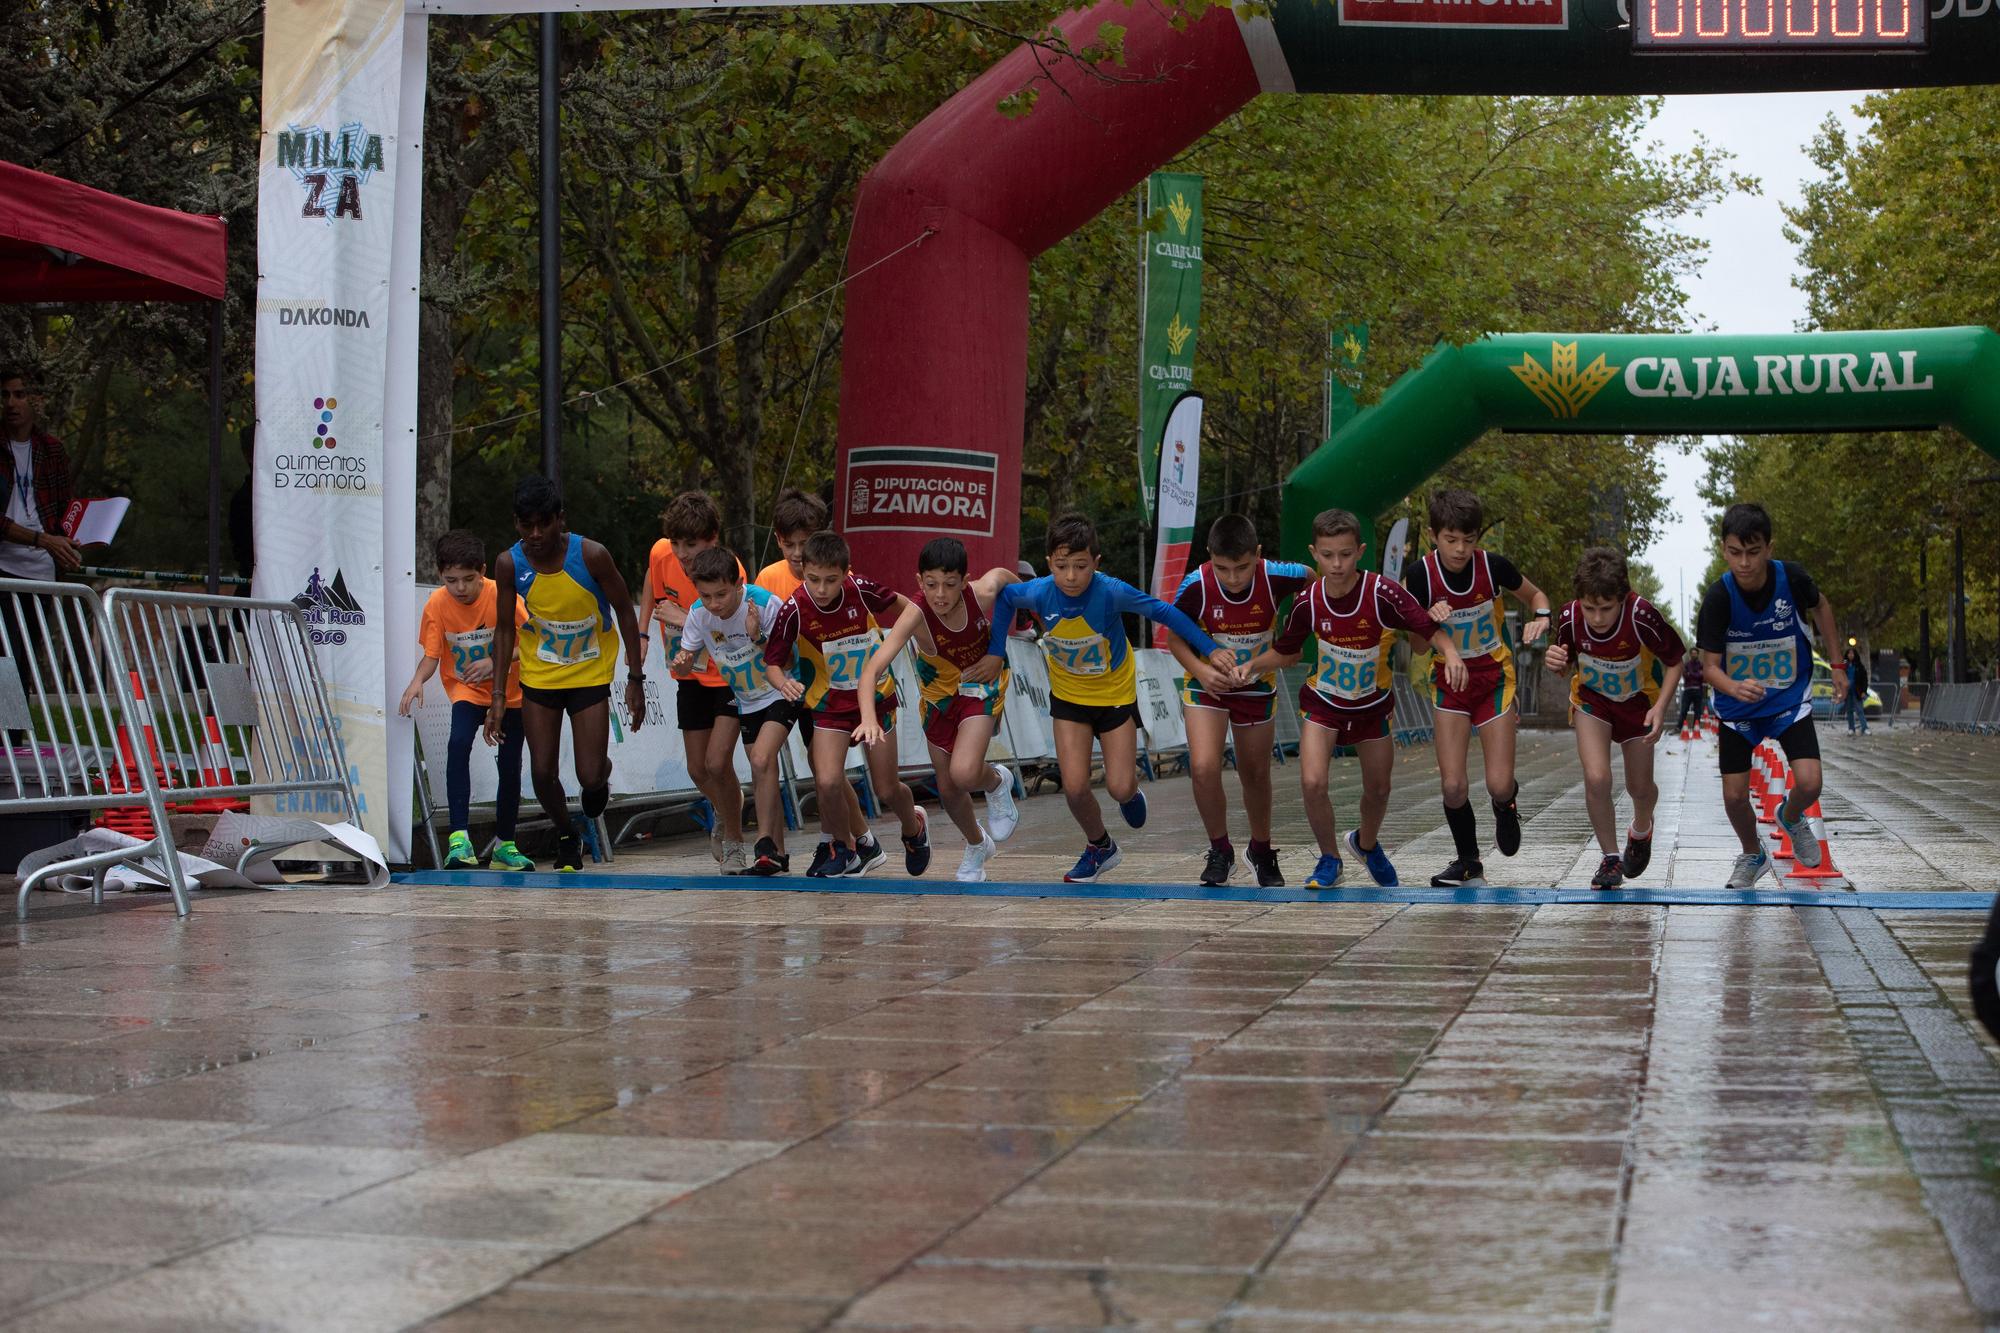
[1493,794,1522,857]
[552,834,583,873]
[902,808,932,876]
[1590,854,1624,891]
[1621,830,1653,879]
[1430,859,1486,888]
[805,841,832,877]
[849,835,888,876]
[743,837,790,877]
[1970,896,2000,1043]
[1199,846,1235,887]
[1247,845,1284,888]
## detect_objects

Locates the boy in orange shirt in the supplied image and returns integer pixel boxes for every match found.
[399,530,534,871]
[638,492,752,872]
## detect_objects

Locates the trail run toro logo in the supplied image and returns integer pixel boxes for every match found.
[1512,341,1620,419]
[292,566,366,646]
[1167,191,1193,236]
[1165,311,1194,357]
[277,122,385,223]
[1342,329,1365,364]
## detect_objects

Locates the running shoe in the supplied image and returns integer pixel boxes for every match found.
[985,766,1020,842]
[1621,829,1653,879]
[1493,793,1522,857]
[1247,844,1285,888]
[1776,801,1821,868]
[1064,841,1122,883]
[1726,851,1771,889]
[1199,846,1235,887]
[1118,789,1149,829]
[817,844,858,878]
[1430,859,1486,888]
[849,834,888,876]
[1345,830,1399,887]
[743,837,790,877]
[718,842,749,875]
[489,840,535,872]
[579,817,603,865]
[1305,854,1344,890]
[805,840,833,878]
[443,830,479,871]
[956,826,997,882]
[902,808,932,876]
[1590,854,1624,891]
[552,834,583,873]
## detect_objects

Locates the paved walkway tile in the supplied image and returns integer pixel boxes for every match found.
[1,728,1997,1328]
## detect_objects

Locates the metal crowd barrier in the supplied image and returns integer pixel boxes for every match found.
[2,583,359,916]
[0,580,187,914]
[1921,681,2000,735]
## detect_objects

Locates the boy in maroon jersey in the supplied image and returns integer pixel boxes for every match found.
[763,530,930,878]
[1542,547,1685,890]
[1404,488,1553,887]
[854,538,1020,882]
[1246,509,1465,890]
[1166,513,1312,888]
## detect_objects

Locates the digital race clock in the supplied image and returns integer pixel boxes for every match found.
[1634,0,1928,49]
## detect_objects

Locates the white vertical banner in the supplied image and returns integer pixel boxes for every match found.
[1382,516,1410,582]
[1148,392,1202,649]
[253,0,411,856]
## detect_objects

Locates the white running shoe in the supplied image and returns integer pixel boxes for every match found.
[718,842,749,875]
[985,765,1020,842]
[956,825,997,882]
[1776,802,1822,868]
[1726,851,1771,889]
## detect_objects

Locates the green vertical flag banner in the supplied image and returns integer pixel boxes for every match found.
[1139,173,1204,522]
[1325,321,1369,441]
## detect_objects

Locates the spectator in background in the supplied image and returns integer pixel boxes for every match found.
[0,367,81,579]
[1674,654,1706,735]
[1842,646,1870,735]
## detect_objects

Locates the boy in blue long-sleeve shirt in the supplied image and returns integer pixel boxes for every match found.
[970,513,1241,882]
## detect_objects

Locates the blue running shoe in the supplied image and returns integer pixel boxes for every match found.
[1305,854,1344,890]
[1118,790,1148,829]
[1064,840,1122,883]
[1344,830,1398,886]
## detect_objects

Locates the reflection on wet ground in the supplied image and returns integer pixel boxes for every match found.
[0,728,1995,1329]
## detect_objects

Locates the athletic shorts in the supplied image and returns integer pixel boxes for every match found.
[675,681,739,732]
[1050,697,1138,736]
[923,693,1004,754]
[1576,695,1656,746]
[1718,702,1818,775]
[520,682,610,715]
[737,697,799,742]
[1432,658,1517,727]
[1182,687,1278,728]
[811,693,897,736]
[1299,690,1393,747]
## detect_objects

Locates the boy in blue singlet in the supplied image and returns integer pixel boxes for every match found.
[969,513,1240,883]
[488,475,648,873]
[1694,502,1843,888]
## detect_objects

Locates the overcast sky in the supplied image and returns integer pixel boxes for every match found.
[1638,92,1864,626]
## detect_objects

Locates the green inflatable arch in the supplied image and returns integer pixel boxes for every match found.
[1281,327,2000,562]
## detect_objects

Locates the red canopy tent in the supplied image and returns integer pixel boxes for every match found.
[0,161,229,588]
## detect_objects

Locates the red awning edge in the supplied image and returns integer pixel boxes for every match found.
[0,161,227,303]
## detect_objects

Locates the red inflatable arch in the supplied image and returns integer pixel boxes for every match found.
[834,2,1259,579]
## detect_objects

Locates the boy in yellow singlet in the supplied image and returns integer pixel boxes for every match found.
[488,475,648,872]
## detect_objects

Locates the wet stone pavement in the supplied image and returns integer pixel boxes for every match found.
[0,727,1996,1329]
